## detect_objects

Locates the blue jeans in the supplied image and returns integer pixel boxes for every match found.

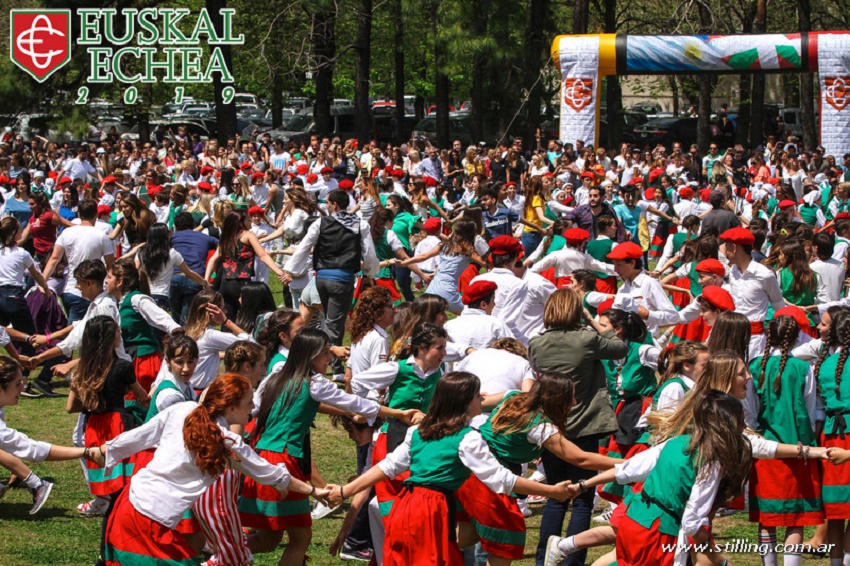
[0,286,36,335]
[169,275,203,325]
[61,292,90,323]
[521,231,543,258]
[393,248,415,302]
[535,434,604,566]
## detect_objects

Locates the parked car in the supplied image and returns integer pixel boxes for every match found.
[263,105,359,145]
[411,114,473,146]
[233,93,261,106]
[540,111,647,145]
[633,117,699,148]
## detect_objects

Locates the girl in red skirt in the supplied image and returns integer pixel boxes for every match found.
[95,373,328,566]
[746,314,824,566]
[814,312,850,565]
[328,371,574,566]
[238,328,417,566]
[548,389,752,566]
[66,315,149,563]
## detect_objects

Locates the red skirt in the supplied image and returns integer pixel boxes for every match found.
[615,515,676,566]
[384,486,464,566]
[454,475,525,559]
[238,449,311,530]
[601,398,652,504]
[669,277,692,309]
[104,489,198,565]
[126,352,164,399]
[372,430,411,522]
[85,412,130,496]
[609,442,651,531]
[821,432,850,519]
[749,457,824,526]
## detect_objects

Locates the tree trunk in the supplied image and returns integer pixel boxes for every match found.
[434,0,450,147]
[354,0,372,143]
[737,75,752,145]
[207,0,237,145]
[696,0,713,152]
[798,0,816,150]
[392,0,405,144]
[603,0,621,148]
[271,72,284,129]
[749,0,766,147]
[668,76,679,117]
[313,5,336,137]
[572,0,589,34]
[525,0,549,145]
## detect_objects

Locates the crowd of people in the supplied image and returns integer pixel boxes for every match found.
[2,123,850,566]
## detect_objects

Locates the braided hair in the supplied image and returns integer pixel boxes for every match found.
[758,315,799,396]
[813,307,848,380]
[833,313,850,398]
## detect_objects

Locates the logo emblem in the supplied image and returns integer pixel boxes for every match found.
[825,76,850,112]
[563,78,594,112]
[10,10,72,83]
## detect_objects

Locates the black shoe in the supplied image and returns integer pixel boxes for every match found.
[339,544,373,562]
[20,384,42,398]
[29,381,61,398]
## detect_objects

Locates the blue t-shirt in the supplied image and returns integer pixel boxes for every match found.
[171,230,219,276]
[5,197,32,227]
[614,203,641,244]
[483,206,519,241]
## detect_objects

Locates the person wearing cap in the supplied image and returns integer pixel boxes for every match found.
[653,215,702,282]
[319,167,338,201]
[469,235,529,343]
[667,262,733,345]
[585,216,620,294]
[529,228,616,288]
[721,227,785,358]
[284,189,379,377]
[503,181,525,218]
[609,242,679,337]
[250,170,278,214]
[444,281,512,350]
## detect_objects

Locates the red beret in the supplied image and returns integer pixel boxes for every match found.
[489,235,523,256]
[778,199,797,210]
[701,286,735,312]
[774,305,810,329]
[147,185,162,197]
[648,168,664,183]
[390,169,405,178]
[768,177,780,185]
[423,217,441,234]
[200,165,214,175]
[423,176,438,187]
[59,176,72,185]
[0,176,9,186]
[836,212,850,220]
[197,181,214,193]
[626,177,640,186]
[695,259,726,277]
[699,188,712,202]
[306,173,318,184]
[296,164,309,175]
[543,172,554,178]
[720,227,755,246]
[679,187,694,199]
[643,188,656,201]
[251,171,265,182]
[248,205,265,216]
[240,162,253,171]
[564,227,590,245]
[48,171,58,180]
[598,297,615,314]
[97,204,112,216]
[102,175,116,184]
[462,280,498,305]
[563,195,575,206]
[320,167,334,174]
[579,171,594,180]
[338,179,354,190]
[606,241,642,260]
[504,181,517,188]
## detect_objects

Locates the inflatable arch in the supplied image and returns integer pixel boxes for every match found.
[551,33,850,157]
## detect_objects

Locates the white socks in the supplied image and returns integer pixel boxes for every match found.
[557,536,580,555]
[783,553,801,566]
[759,531,777,566]
[23,472,43,489]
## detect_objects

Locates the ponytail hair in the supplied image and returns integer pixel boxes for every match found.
[183,373,251,477]
[224,340,265,373]
[657,341,709,388]
[758,315,799,395]
[600,308,647,344]
[111,258,151,296]
[0,217,19,248]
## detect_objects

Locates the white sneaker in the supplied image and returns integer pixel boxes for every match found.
[544,535,567,566]
[29,481,54,515]
[528,470,546,483]
[311,500,341,520]
[77,497,110,516]
[592,507,614,524]
[517,498,532,518]
[526,494,548,505]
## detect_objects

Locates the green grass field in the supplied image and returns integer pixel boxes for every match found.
[1,382,827,566]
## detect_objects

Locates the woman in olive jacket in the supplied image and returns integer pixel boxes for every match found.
[529,288,627,566]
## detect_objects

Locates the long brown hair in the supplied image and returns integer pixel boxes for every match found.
[489,371,574,437]
[0,217,19,248]
[418,371,480,441]
[72,316,119,413]
[756,315,799,395]
[440,218,476,257]
[706,311,751,361]
[183,373,251,477]
[657,341,708,389]
[111,258,151,296]
[780,240,816,295]
[184,290,225,341]
[350,286,393,345]
[392,294,448,359]
[256,308,302,362]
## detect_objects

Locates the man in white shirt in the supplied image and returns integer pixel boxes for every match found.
[444,281,512,350]
[469,236,529,344]
[61,146,100,183]
[269,139,291,172]
[41,199,115,322]
[609,242,680,338]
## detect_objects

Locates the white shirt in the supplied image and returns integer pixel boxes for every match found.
[63,157,97,181]
[252,183,270,208]
[530,247,616,279]
[125,293,181,334]
[269,151,291,172]
[811,258,844,303]
[58,292,129,360]
[413,235,441,274]
[726,260,785,323]
[285,216,379,278]
[54,225,114,297]
[349,326,389,377]
[105,402,291,529]
[456,350,534,396]
[0,246,34,287]
[191,328,252,389]
[351,357,442,401]
[0,408,52,462]
[470,269,528,343]
[150,373,197,414]
[149,203,169,224]
[516,269,557,341]
[635,375,694,430]
[146,249,185,297]
[615,271,680,336]
[379,426,519,495]
[445,309,513,351]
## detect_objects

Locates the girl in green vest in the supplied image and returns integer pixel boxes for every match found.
[223,340,267,390]
[328,371,573,566]
[456,371,621,565]
[799,189,825,228]
[549,389,752,566]
[368,209,430,304]
[239,328,417,566]
[747,315,824,566]
[659,235,719,310]
[256,309,304,377]
[774,241,818,325]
